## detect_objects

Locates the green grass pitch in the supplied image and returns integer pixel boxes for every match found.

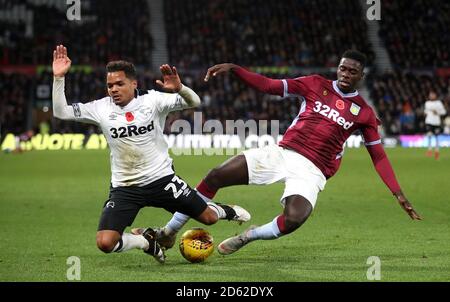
[0,147,449,281]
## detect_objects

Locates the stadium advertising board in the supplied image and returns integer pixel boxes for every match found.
[2,133,448,152]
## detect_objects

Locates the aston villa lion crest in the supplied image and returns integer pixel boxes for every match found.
[350,103,360,116]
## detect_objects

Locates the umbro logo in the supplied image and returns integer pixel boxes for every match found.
[109,111,122,120]
[106,201,115,208]
[182,188,191,197]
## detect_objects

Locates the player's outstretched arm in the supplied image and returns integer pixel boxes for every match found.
[393,191,422,220]
[366,144,422,220]
[204,63,239,81]
[204,63,283,96]
[156,64,200,108]
[52,45,76,120]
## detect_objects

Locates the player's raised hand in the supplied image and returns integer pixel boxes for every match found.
[52,45,71,77]
[204,63,237,82]
[395,193,422,220]
[156,64,182,93]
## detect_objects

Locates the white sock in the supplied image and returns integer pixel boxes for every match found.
[164,212,190,235]
[113,233,148,252]
[206,201,226,219]
[247,216,283,240]
[163,191,227,234]
[196,190,225,219]
[196,190,212,203]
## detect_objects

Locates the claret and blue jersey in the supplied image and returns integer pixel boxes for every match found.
[278,75,381,178]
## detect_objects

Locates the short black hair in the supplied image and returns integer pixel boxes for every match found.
[341,49,367,68]
[106,60,137,80]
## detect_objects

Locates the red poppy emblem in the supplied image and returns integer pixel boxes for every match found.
[125,112,134,122]
[336,100,345,110]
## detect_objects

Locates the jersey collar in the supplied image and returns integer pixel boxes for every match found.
[332,80,359,98]
[111,95,140,111]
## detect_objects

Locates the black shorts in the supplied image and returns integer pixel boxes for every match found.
[426,124,442,135]
[98,174,207,233]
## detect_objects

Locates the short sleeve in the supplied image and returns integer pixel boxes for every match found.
[361,110,382,146]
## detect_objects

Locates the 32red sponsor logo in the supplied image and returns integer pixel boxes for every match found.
[109,121,154,138]
[313,101,354,130]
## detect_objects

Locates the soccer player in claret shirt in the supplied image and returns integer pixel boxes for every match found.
[159,49,422,255]
[51,45,250,263]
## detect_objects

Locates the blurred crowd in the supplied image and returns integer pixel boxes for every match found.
[1,0,449,139]
[379,0,450,68]
[368,71,450,135]
[1,0,152,139]
[0,73,32,137]
[0,0,152,65]
[165,70,330,136]
[164,0,375,68]
[0,68,307,138]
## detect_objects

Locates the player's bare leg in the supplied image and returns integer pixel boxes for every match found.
[96,229,165,263]
[189,154,251,224]
[196,205,250,225]
[202,154,249,190]
[131,200,250,251]
[195,154,251,223]
[96,230,121,253]
[134,202,251,250]
[281,195,313,233]
[218,195,312,255]
[144,155,251,250]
